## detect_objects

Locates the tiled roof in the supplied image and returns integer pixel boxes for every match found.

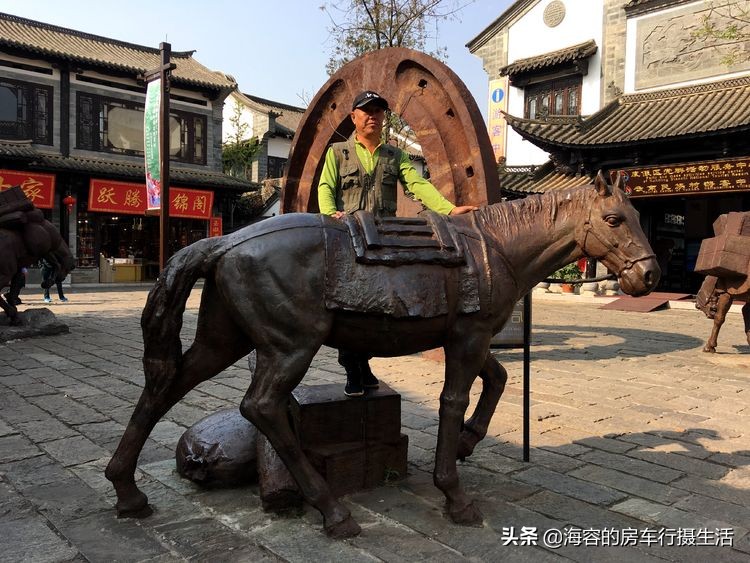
[0,12,235,91]
[624,0,686,16]
[233,92,306,138]
[500,40,597,77]
[14,151,257,191]
[505,75,750,148]
[499,161,593,196]
[0,140,37,159]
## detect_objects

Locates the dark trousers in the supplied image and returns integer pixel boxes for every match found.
[338,349,371,379]
[42,266,65,299]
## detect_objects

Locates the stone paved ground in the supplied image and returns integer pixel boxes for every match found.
[0,287,748,562]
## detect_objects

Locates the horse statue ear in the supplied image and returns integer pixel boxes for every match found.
[594,170,612,197]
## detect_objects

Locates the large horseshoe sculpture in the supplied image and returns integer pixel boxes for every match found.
[281,47,501,214]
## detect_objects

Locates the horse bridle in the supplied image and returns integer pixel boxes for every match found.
[579,208,656,280]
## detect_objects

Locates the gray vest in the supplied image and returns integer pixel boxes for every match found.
[331,138,402,217]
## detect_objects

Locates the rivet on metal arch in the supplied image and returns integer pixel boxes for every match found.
[281,47,501,215]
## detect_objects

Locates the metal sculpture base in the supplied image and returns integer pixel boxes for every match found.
[176,383,407,512]
[0,308,69,342]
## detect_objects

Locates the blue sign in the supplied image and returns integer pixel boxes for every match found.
[491,88,505,104]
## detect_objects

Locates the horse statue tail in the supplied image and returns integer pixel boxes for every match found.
[141,236,227,395]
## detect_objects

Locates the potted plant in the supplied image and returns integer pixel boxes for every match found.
[552,262,582,293]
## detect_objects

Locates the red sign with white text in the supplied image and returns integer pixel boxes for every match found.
[88,179,213,219]
[0,169,55,209]
[209,216,223,237]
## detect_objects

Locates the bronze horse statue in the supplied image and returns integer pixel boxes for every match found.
[696,275,750,353]
[105,172,659,538]
[0,187,75,325]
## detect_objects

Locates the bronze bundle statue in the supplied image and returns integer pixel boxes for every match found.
[0,186,75,325]
[106,172,659,538]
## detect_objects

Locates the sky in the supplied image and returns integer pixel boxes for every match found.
[0,0,514,121]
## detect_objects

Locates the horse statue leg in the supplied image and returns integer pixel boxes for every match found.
[743,300,750,346]
[433,327,491,526]
[457,351,508,460]
[703,291,733,353]
[239,338,361,539]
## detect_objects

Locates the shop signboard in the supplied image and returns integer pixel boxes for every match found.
[144,79,161,211]
[0,169,55,209]
[615,157,750,198]
[209,216,223,237]
[88,179,213,219]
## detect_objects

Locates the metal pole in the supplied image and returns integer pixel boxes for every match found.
[523,292,532,462]
[159,42,171,271]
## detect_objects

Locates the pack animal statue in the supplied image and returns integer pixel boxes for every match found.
[694,211,750,353]
[0,186,76,325]
[105,172,659,538]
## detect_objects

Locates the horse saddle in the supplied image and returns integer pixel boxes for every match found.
[341,210,466,267]
[324,212,480,318]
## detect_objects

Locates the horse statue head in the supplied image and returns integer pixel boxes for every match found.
[574,171,660,296]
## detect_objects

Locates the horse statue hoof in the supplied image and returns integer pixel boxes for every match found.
[324,515,361,539]
[447,501,484,527]
[115,491,152,519]
[702,345,716,353]
[456,431,480,460]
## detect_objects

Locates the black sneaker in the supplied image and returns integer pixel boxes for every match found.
[360,360,380,389]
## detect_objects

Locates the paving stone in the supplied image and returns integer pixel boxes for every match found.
[0,433,43,463]
[40,435,110,467]
[579,450,684,484]
[515,466,627,505]
[0,511,79,563]
[16,418,78,443]
[568,465,690,505]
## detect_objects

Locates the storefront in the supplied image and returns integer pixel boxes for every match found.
[77,179,218,282]
[618,157,750,294]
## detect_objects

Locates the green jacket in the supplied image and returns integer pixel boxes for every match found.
[317,136,454,217]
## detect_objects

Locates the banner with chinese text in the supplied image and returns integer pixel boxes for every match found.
[487,77,509,163]
[209,216,223,237]
[0,170,55,209]
[615,157,750,198]
[88,179,213,219]
[144,79,161,211]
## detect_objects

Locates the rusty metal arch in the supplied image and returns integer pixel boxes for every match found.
[281,47,501,214]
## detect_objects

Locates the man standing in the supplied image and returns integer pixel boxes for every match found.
[317,90,477,397]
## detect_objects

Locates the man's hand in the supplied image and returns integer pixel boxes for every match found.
[449,205,479,215]
[331,211,346,219]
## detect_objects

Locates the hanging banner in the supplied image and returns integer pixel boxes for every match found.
[209,216,223,237]
[144,78,161,211]
[0,170,56,209]
[487,77,509,163]
[88,179,213,219]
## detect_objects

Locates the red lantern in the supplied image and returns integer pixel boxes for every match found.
[63,194,76,212]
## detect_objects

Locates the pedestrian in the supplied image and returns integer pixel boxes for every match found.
[41,258,68,303]
[317,90,478,397]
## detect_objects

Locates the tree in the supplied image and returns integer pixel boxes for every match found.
[222,99,261,180]
[320,0,471,150]
[320,0,470,75]
[692,1,750,66]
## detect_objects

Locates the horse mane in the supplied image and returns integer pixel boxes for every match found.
[477,183,594,237]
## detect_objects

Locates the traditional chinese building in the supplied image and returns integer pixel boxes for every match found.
[469,0,750,293]
[0,12,257,283]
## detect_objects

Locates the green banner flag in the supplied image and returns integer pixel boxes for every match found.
[144,79,161,211]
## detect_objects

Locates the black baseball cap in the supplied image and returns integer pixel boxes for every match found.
[352,90,389,111]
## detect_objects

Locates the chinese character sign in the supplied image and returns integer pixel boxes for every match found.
[144,79,161,211]
[88,179,213,219]
[0,170,55,209]
[487,77,509,163]
[209,216,223,237]
[615,157,750,198]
